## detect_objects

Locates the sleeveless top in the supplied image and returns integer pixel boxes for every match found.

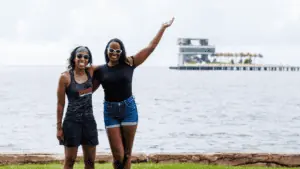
[64,69,94,122]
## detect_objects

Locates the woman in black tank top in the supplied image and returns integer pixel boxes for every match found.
[56,46,99,169]
[93,17,174,169]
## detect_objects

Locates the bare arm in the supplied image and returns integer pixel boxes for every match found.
[88,65,98,78]
[129,17,175,67]
[91,65,101,93]
[92,79,101,93]
[56,73,67,130]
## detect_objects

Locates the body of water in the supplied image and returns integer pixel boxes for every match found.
[0,66,299,154]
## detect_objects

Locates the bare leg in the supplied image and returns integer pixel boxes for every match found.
[107,127,125,169]
[121,125,137,169]
[82,145,96,169]
[64,147,78,169]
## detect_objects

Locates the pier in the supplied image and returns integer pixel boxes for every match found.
[169,38,300,72]
[170,64,300,71]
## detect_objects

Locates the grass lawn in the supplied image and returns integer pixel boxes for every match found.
[0,163,295,169]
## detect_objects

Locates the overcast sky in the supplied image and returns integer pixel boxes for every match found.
[1,0,299,66]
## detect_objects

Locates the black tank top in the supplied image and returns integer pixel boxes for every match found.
[65,69,94,122]
[93,63,135,102]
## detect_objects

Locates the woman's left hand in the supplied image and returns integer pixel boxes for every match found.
[162,17,175,29]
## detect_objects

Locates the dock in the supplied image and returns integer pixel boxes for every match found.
[169,38,300,71]
[169,64,300,71]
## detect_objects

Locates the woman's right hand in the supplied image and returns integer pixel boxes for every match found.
[56,128,64,142]
[161,17,175,30]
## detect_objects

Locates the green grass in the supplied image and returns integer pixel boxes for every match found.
[0,163,295,169]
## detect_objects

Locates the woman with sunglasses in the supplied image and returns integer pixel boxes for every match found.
[93,17,174,169]
[56,46,98,169]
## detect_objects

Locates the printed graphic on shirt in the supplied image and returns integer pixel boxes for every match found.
[78,87,92,97]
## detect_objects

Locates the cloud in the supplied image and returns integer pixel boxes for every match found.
[0,0,299,66]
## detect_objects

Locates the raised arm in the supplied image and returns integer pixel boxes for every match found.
[128,17,175,67]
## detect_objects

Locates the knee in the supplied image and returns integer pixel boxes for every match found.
[84,158,95,169]
[113,152,131,169]
[124,151,131,159]
[112,148,124,161]
[64,157,76,168]
[123,151,131,163]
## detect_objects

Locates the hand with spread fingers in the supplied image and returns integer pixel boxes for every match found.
[162,17,175,29]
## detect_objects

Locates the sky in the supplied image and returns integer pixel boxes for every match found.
[0,0,299,66]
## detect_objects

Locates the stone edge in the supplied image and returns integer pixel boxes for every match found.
[0,153,299,167]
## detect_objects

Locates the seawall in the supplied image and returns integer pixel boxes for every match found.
[0,153,300,167]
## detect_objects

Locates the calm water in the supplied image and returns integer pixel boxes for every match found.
[0,66,299,154]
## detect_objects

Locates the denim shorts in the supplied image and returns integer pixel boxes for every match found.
[103,96,138,128]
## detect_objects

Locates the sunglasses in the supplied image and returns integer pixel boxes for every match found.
[76,54,89,60]
[108,48,122,54]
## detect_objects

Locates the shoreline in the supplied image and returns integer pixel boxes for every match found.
[0,153,299,167]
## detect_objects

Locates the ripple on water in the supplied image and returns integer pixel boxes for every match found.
[1,67,300,153]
